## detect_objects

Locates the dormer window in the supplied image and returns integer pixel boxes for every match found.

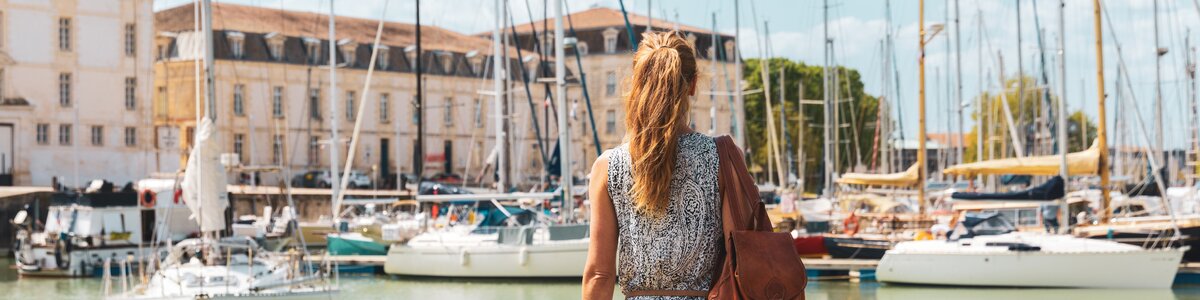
[438,52,454,74]
[465,50,480,75]
[707,46,715,60]
[338,39,356,66]
[724,40,736,62]
[376,45,391,70]
[265,32,285,61]
[541,32,553,55]
[227,31,245,59]
[603,27,619,53]
[686,33,697,47]
[404,45,418,70]
[303,37,321,64]
[577,42,588,56]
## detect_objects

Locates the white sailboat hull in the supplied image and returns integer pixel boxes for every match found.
[384,241,587,277]
[876,234,1185,288]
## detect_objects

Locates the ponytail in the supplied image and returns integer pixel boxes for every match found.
[625,31,698,217]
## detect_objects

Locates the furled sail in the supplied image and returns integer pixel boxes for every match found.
[181,118,228,232]
[836,164,919,187]
[942,139,1100,177]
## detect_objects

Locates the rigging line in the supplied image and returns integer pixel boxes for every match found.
[333,0,390,219]
[506,3,552,176]
[562,0,603,158]
[617,0,638,50]
[517,0,560,129]
[1031,0,1059,155]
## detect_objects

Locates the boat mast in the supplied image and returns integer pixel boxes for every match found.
[1154,0,1165,171]
[734,0,745,148]
[327,0,343,220]
[822,0,834,197]
[1092,0,1112,223]
[760,22,785,187]
[555,0,572,221]
[1057,0,1070,233]
[492,0,506,192]
[1190,33,1200,187]
[954,0,964,168]
[918,0,928,213]
[415,0,425,187]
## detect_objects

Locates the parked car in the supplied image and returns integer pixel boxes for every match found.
[426,172,464,185]
[292,170,331,188]
[290,170,372,189]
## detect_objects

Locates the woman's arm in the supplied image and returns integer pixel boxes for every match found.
[582,156,617,300]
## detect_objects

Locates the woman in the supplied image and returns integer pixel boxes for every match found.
[583,31,742,299]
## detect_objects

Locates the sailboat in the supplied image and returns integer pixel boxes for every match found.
[107,119,336,299]
[383,0,590,278]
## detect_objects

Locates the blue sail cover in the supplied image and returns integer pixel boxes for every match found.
[951,176,1065,201]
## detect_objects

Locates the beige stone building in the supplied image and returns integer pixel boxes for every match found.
[154,3,569,188]
[503,7,742,167]
[0,0,156,187]
[151,3,739,190]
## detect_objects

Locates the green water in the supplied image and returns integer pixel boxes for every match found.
[4,257,1200,300]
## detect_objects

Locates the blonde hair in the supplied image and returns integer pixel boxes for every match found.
[625,31,698,217]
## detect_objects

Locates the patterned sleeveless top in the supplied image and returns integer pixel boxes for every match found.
[603,132,722,299]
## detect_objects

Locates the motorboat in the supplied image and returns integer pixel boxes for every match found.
[876,213,1186,288]
[384,200,589,278]
[12,179,197,278]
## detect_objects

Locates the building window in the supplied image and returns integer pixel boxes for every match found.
[233,84,245,116]
[272,86,283,118]
[380,93,390,122]
[605,71,617,96]
[233,133,245,162]
[228,31,245,59]
[444,97,454,125]
[59,124,72,145]
[724,40,736,62]
[0,68,5,100]
[59,73,71,107]
[272,135,283,165]
[339,40,357,66]
[346,90,356,121]
[124,23,136,57]
[0,12,5,49]
[58,17,71,51]
[124,127,137,147]
[308,136,319,163]
[304,38,321,64]
[605,110,616,134]
[377,45,391,70]
[36,124,49,145]
[266,32,284,61]
[124,77,137,110]
[473,98,482,128]
[412,95,420,125]
[603,28,619,53]
[90,126,103,146]
[577,42,588,56]
[309,88,321,119]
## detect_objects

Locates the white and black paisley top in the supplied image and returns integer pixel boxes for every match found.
[603,132,722,300]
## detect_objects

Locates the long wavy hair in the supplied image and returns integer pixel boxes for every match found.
[625,31,698,217]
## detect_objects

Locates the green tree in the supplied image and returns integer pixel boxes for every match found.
[741,58,879,192]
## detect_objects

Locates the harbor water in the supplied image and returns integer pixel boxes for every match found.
[4,258,1200,299]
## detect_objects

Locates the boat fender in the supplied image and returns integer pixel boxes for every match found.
[843,213,861,236]
[459,249,469,266]
[518,247,528,266]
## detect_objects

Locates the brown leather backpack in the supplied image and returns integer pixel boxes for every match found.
[623,135,807,300]
[708,135,807,300]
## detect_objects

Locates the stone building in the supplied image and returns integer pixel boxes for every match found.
[154,2,575,189]
[0,0,156,187]
[502,7,742,170]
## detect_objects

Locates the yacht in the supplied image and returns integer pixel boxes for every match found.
[876,213,1186,288]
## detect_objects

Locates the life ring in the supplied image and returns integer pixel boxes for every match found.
[139,190,156,208]
[843,213,861,236]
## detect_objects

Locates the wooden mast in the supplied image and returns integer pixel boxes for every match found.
[1092,0,1112,223]
[918,0,928,214]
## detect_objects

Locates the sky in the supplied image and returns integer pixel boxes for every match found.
[154,0,1200,150]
